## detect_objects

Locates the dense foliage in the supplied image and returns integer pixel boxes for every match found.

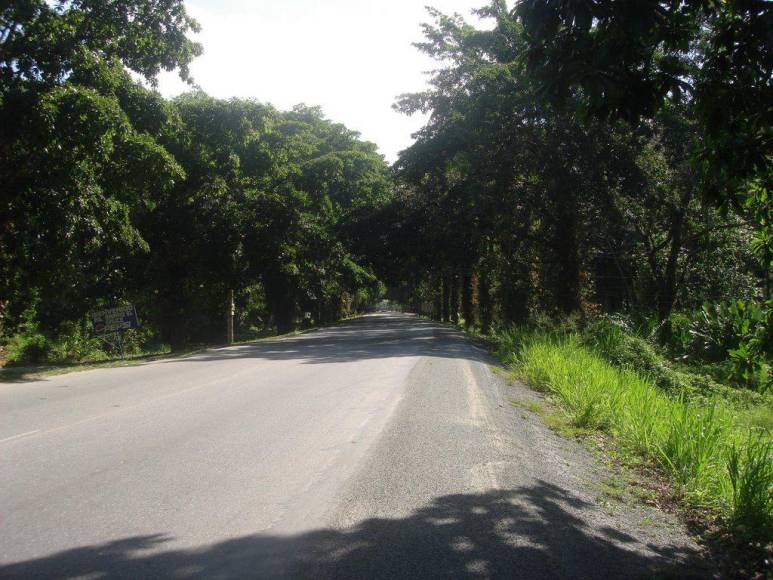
[378,1,772,553]
[0,0,770,561]
[0,0,389,360]
[1,0,768,387]
[384,2,771,394]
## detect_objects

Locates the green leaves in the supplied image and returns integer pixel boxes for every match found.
[688,300,772,392]
[1,0,201,87]
[1,0,202,332]
[134,94,393,341]
[514,0,772,218]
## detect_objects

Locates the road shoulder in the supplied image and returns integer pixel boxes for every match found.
[314,324,707,579]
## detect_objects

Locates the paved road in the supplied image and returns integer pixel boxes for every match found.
[1,313,700,579]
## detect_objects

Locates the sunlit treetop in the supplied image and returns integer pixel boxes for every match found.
[1,0,202,87]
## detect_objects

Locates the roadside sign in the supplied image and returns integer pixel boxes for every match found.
[90,305,139,335]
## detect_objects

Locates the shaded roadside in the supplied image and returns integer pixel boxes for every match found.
[0,316,366,383]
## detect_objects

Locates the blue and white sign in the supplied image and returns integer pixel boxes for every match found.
[90,305,139,335]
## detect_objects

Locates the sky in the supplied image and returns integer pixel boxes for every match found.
[156,0,490,163]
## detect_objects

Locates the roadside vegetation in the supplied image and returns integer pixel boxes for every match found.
[495,319,772,538]
[1,0,770,570]
[1,1,389,367]
[380,0,772,568]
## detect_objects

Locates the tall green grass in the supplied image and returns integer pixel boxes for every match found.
[496,327,773,541]
[727,435,773,539]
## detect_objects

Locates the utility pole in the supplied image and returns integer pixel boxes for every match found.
[227,289,235,344]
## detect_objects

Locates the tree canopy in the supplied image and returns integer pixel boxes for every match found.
[0,0,769,393]
[0,0,389,352]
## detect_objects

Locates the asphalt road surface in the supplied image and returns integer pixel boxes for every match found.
[1,313,702,579]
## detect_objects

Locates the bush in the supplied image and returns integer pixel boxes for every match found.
[582,316,690,395]
[46,320,107,363]
[689,300,772,392]
[3,318,160,366]
[4,301,49,364]
[5,330,49,364]
[664,312,693,355]
[584,317,664,370]
[580,314,772,404]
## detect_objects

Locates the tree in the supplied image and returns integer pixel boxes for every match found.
[1,0,200,335]
[515,0,772,209]
[1,0,201,88]
[387,4,763,338]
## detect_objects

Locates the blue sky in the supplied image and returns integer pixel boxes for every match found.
[157,0,490,162]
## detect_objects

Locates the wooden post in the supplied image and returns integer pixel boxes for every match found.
[227,289,235,344]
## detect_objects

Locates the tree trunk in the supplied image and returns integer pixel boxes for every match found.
[657,207,685,324]
[441,272,450,322]
[479,271,492,334]
[226,288,234,344]
[166,319,187,352]
[461,270,473,329]
[160,284,187,351]
[554,206,581,314]
[264,268,296,334]
[432,272,442,321]
[450,271,459,324]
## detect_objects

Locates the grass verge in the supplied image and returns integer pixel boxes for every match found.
[494,327,773,551]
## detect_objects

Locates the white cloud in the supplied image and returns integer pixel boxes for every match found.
[156,0,490,162]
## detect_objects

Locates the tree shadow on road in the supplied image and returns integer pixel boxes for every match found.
[1,480,704,579]
[0,315,460,382]
[160,314,495,366]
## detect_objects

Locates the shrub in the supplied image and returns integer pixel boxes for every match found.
[665,312,693,355]
[5,329,49,364]
[4,301,49,364]
[3,318,159,365]
[46,320,107,363]
[690,301,755,361]
[582,316,688,394]
[581,314,773,401]
[689,300,771,392]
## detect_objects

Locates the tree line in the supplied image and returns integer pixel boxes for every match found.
[3,0,770,561]
[1,0,390,358]
[1,0,770,391]
[378,1,771,391]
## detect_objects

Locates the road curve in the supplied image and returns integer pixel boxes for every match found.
[1,313,701,579]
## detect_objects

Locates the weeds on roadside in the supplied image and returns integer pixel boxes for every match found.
[497,326,773,543]
[727,435,773,540]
